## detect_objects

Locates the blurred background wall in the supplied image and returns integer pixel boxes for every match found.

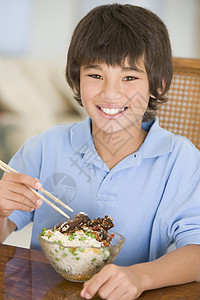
[0,0,199,59]
[0,0,199,248]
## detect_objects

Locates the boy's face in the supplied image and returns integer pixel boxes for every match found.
[80,58,150,135]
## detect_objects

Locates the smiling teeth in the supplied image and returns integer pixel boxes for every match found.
[101,107,125,115]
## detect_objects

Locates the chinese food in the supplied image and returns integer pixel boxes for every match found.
[39,213,124,282]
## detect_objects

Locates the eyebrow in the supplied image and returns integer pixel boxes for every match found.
[82,64,144,73]
[121,66,144,73]
[82,65,102,71]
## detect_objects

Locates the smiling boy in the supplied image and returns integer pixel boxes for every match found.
[0,4,200,300]
[79,60,149,169]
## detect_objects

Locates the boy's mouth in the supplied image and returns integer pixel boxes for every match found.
[97,105,128,116]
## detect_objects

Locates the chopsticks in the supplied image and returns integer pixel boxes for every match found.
[0,160,73,219]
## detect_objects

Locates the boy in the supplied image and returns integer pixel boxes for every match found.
[0,4,200,299]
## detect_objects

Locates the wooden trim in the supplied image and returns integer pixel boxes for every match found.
[173,57,200,73]
[159,56,200,150]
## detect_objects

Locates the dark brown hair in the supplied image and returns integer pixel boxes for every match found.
[66,4,173,121]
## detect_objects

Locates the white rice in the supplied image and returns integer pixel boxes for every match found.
[43,229,103,247]
[40,228,110,281]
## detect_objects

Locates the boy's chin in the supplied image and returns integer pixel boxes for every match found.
[92,119,139,136]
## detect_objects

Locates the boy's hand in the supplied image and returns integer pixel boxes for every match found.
[80,264,144,300]
[0,172,43,217]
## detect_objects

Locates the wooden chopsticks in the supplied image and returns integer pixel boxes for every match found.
[0,160,73,219]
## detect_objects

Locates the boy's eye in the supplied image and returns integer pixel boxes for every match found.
[123,76,136,81]
[88,74,103,79]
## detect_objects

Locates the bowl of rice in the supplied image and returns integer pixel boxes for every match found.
[38,213,125,282]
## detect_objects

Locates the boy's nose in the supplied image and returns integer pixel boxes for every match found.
[100,80,122,101]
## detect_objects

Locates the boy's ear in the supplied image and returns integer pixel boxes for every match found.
[150,80,166,98]
[150,88,162,99]
[73,85,79,95]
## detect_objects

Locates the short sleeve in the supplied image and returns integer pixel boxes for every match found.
[162,167,200,248]
[8,210,34,231]
[7,134,42,230]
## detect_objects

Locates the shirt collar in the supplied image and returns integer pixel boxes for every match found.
[70,118,109,171]
[70,116,174,159]
[141,117,174,158]
[70,117,93,153]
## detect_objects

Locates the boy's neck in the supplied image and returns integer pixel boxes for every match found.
[92,124,147,170]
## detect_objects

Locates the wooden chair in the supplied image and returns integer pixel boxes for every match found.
[158,57,200,150]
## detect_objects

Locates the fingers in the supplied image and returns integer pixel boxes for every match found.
[1,176,41,207]
[80,264,142,300]
[2,172,42,190]
[3,190,41,211]
[98,277,139,300]
[0,172,43,216]
[81,264,113,299]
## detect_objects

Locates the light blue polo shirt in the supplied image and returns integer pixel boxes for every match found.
[8,117,200,266]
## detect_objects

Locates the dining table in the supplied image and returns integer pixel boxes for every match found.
[0,243,199,299]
